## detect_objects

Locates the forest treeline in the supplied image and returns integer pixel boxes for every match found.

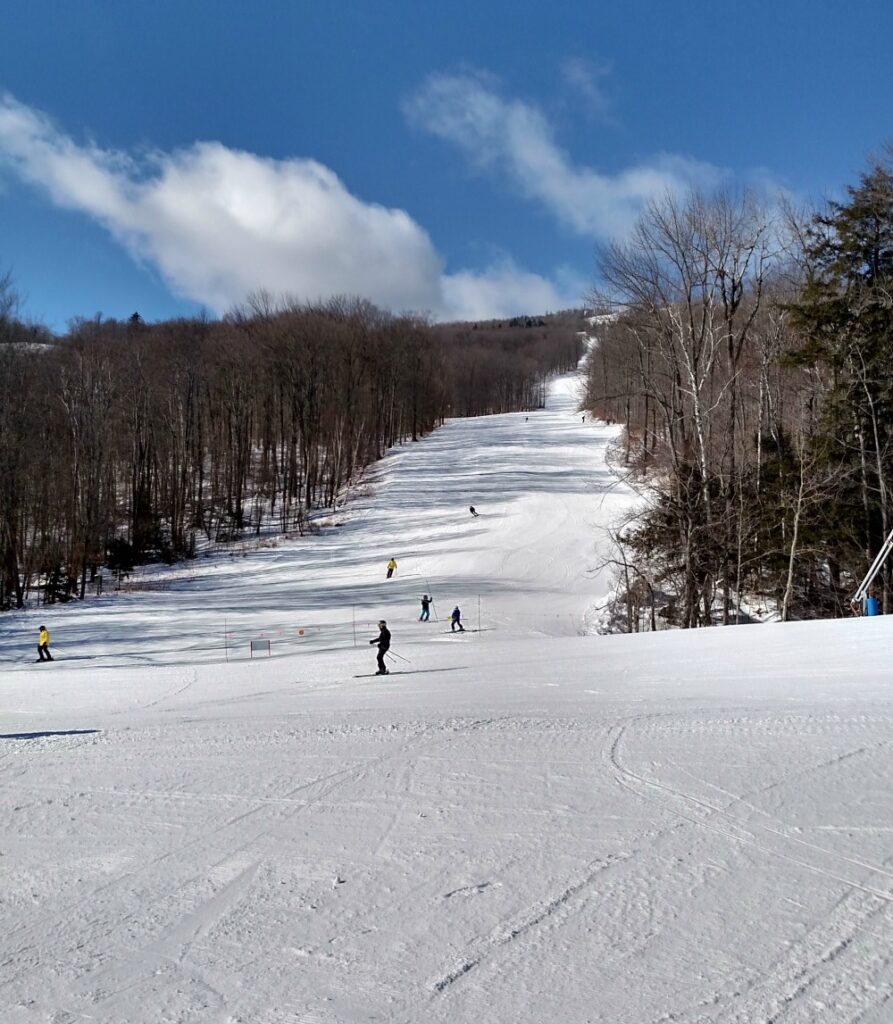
[0,295,583,610]
[585,148,893,628]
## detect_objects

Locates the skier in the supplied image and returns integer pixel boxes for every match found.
[37,624,53,662]
[469,506,479,517]
[419,594,432,621]
[450,606,465,632]
[369,620,391,674]
[386,557,397,579]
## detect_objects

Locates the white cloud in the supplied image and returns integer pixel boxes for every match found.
[562,57,614,121]
[0,93,447,316]
[0,92,605,323]
[404,71,728,239]
[442,257,585,321]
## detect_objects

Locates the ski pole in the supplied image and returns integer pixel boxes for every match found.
[426,578,438,621]
[387,649,411,664]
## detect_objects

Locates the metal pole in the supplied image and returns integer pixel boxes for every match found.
[852,524,893,609]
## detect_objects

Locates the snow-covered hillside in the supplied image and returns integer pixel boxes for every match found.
[2,368,892,1023]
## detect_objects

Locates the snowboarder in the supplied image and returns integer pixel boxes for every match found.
[469,506,479,517]
[37,624,53,662]
[369,620,391,674]
[450,606,465,632]
[386,558,397,579]
[419,594,432,621]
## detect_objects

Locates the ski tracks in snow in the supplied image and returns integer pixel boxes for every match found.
[605,712,893,1022]
[4,716,521,1022]
[605,717,893,899]
[428,847,633,995]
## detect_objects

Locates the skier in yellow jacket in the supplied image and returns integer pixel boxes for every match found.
[37,625,53,662]
[386,558,397,579]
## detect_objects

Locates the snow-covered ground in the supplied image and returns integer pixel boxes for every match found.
[2,370,892,1023]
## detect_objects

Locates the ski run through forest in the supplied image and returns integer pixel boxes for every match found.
[2,365,893,1023]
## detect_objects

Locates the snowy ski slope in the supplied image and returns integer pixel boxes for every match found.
[2,368,892,1023]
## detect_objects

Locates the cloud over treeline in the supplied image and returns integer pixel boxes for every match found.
[0,82,744,323]
[0,94,449,315]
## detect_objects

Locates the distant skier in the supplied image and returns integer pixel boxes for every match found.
[419,594,432,621]
[369,620,391,674]
[386,558,397,579]
[469,506,479,517]
[37,624,53,662]
[450,606,465,632]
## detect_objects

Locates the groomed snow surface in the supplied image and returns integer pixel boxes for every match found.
[2,371,892,1023]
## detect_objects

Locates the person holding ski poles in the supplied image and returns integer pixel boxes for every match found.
[419,594,432,621]
[386,558,397,579]
[370,620,391,674]
[450,606,465,632]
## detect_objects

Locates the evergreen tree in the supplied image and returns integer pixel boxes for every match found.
[789,160,893,609]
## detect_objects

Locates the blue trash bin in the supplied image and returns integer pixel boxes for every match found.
[866,596,881,616]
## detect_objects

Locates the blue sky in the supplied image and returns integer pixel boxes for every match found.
[1,0,891,331]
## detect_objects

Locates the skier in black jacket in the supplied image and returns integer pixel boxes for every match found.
[370,620,391,674]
